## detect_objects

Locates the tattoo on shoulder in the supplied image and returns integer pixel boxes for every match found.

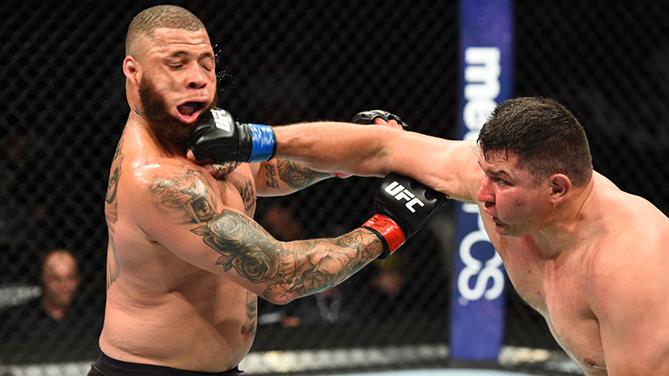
[276,160,331,190]
[150,169,217,223]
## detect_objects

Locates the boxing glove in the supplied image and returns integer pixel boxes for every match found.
[362,174,447,258]
[188,108,276,163]
[351,109,410,130]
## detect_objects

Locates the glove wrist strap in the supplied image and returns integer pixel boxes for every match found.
[247,123,276,162]
[362,213,406,259]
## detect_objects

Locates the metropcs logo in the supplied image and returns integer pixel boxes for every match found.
[457,46,505,302]
[384,181,424,213]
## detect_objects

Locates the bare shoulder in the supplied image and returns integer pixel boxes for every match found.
[125,157,222,227]
[595,172,668,237]
[588,173,669,302]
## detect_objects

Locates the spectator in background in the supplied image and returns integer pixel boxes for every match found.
[38,249,80,321]
[0,249,101,363]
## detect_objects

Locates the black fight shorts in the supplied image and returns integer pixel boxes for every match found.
[88,352,242,376]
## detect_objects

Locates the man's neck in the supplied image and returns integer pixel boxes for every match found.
[126,112,185,158]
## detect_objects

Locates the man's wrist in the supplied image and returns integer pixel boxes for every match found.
[247,123,276,162]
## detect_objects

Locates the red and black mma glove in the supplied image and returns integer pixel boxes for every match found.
[188,108,276,164]
[335,110,410,178]
[362,174,447,258]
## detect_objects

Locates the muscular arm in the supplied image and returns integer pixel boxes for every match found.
[253,159,334,197]
[273,122,482,202]
[136,163,383,304]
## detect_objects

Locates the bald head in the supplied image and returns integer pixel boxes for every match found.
[125,5,205,56]
[41,249,79,309]
[42,249,78,274]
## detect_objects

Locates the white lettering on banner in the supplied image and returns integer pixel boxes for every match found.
[457,47,505,303]
[211,109,232,132]
[458,203,504,301]
[384,181,424,213]
[463,47,500,141]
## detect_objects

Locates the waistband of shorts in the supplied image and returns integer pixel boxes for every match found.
[93,351,242,376]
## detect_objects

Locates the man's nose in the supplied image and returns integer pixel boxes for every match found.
[186,66,208,90]
[476,176,495,208]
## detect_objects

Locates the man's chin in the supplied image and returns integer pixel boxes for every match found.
[492,220,514,236]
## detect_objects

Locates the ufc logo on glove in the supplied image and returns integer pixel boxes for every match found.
[384,181,425,213]
[211,109,233,132]
[363,173,446,258]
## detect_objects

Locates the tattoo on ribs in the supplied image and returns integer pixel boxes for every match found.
[241,291,258,336]
[150,169,217,223]
[105,141,123,226]
[106,236,121,289]
[276,160,331,189]
[191,210,383,300]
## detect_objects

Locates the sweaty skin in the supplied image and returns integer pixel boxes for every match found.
[273,123,669,375]
[101,27,384,372]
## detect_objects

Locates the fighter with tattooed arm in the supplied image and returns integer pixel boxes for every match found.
[93,5,444,376]
[192,97,669,375]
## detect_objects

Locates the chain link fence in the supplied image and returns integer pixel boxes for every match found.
[0,0,667,375]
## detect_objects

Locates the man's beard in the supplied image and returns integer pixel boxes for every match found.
[139,76,216,156]
[138,77,239,179]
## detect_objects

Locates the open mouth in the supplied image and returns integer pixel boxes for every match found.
[177,101,207,116]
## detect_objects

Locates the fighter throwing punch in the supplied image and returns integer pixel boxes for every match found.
[193,98,669,375]
[93,5,444,376]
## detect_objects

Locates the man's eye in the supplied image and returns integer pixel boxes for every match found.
[493,177,509,186]
[169,63,183,69]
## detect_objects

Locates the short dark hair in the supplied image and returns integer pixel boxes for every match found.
[125,5,205,56]
[478,97,593,186]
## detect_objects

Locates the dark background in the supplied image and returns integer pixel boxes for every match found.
[0,0,667,372]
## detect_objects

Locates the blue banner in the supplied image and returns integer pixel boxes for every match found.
[450,0,513,361]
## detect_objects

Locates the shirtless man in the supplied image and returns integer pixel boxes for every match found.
[92,5,443,376]
[193,97,669,375]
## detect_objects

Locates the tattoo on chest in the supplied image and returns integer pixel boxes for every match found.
[239,180,256,213]
[150,169,217,224]
[105,142,123,227]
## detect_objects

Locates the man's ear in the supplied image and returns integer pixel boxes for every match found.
[548,173,571,204]
[123,55,141,84]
